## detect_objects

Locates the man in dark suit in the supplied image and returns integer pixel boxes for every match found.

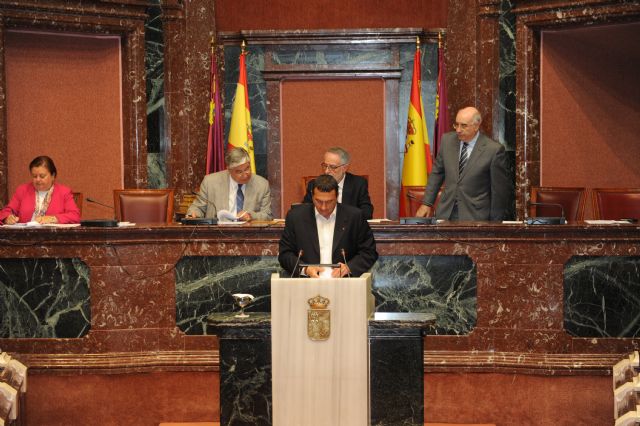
[302,147,373,220]
[416,106,511,221]
[280,174,378,278]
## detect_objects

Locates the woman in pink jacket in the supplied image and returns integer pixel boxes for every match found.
[0,156,80,224]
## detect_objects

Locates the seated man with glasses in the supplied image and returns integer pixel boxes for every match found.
[186,147,272,222]
[415,106,511,221]
[302,147,373,220]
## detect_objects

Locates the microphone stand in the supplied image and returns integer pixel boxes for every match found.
[341,248,351,278]
[291,249,304,278]
[86,197,114,210]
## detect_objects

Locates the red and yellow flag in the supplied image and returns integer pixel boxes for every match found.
[399,42,432,217]
[228,45,255,172]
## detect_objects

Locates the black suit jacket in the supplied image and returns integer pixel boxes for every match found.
[303,172,373,220]
[278,203,378,277]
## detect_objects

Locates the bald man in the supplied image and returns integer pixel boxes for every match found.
[416,107,511,221]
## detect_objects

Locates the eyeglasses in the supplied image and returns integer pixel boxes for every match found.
[320,162,347,171]
[453,122,473,130]
[229,164,251,175]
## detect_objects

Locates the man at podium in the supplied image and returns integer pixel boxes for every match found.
[279,174,378,278]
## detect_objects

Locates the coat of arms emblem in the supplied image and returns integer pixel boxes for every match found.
[307,295,330,341]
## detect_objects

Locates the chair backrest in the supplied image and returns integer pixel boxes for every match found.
[72,192,83,217]
[113,189,174,223]
[175,192,197,220]
[405,186,443,217]
[530,187,586,221]
[592,188,640,220]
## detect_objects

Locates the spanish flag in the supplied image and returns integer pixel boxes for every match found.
[228,44,255,172]
[399,41,432,217]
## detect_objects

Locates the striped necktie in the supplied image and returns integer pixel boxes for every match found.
[459,142,469,175]
[236,184,244,211]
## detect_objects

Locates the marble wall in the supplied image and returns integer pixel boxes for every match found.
[0,258,90,339]
[565,256,640,338]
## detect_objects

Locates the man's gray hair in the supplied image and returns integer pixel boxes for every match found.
[326,147,350,164]
[225,147,250,169]
[471,111,482,125]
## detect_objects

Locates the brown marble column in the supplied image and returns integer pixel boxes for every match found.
[445,0,503,138]
[163,0,217,197]
[0,23,6,204]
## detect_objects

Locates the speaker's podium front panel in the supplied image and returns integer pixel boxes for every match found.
[271,273,374,426]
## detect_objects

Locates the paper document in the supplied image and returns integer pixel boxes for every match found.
[217,209,241,222]
[584,220,632,225]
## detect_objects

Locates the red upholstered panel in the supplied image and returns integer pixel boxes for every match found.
[114,189,175,223]
[592,189,640,220]
[530,187,586,221]
[5,31,123,220]
[281,79,385,218]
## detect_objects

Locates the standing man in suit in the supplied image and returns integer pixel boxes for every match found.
[280,174,378,278]
[303,147,374,220]
[415,106,511,221]
[187,147,272,221]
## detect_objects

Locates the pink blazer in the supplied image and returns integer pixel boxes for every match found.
[0,183,80,224]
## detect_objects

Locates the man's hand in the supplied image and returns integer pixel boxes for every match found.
[305,265,324,278]
[332,262,351,278]
[236,210,252,222]
[415,204,433,218]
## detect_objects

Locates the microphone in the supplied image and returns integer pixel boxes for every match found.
[181,191,218,225]
[340,248,351,278]
[290,249,304,278]
[86,197,114,210]
[401,192,437,224]
[526,202,566,225]
[191,190,219,213]
[81,197,118,227]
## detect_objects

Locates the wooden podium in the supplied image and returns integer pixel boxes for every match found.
[271,272,375,426]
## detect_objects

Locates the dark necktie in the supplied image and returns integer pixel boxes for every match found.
[459,142,469,175]
[236,184,244,211]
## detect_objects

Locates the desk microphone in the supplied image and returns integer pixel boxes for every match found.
[291,249,304,278]
[81,197,118,227]
[526,202,566,225]
[86,197,114,210]
[191,191,218,211]
[340,248,351,278]
[401,192,437,225]
[180,191,218,225]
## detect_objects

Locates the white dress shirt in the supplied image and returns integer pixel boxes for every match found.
[315,206,337,277]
